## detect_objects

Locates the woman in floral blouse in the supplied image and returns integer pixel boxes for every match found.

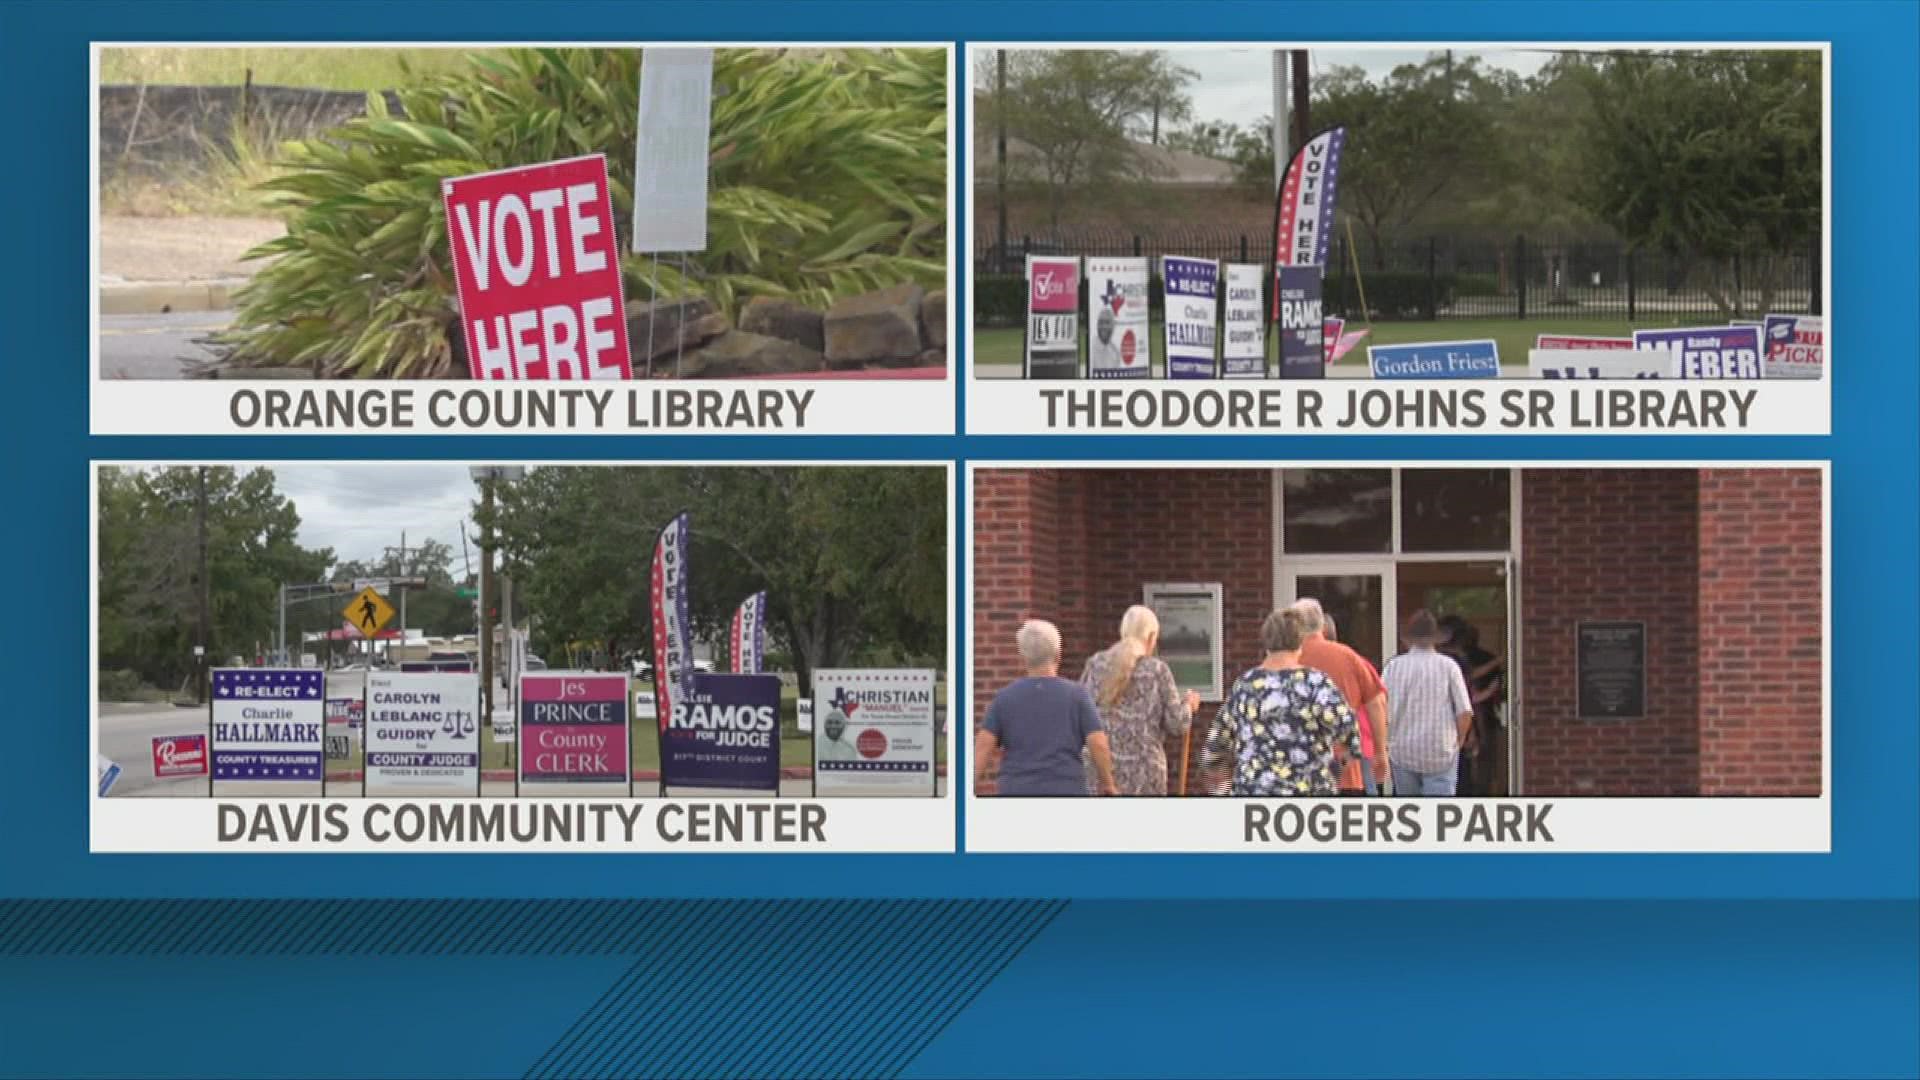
[1201,607,1362,796]
[1080,605,1200,795]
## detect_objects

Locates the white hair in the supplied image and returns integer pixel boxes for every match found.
[1289,597,1327,634]
[1015,620,1062,669]
[1098,605,1161,707]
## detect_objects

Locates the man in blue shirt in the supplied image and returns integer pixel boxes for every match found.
[976,620,1117,796]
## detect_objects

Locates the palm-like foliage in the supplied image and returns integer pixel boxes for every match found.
[221,47,947,377]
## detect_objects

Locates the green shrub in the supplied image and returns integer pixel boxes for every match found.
[975,274,1026,327]
[1453,272,1502,298]
[1325,271,1456,320]
[98,669,150,702]
[221,48,947,377]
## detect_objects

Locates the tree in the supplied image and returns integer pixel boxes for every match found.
[1312,55,1511,265]
[978,49,1196,228]
[97,466,332,691]
[1570,50,1819,316]
[483,466,946,691]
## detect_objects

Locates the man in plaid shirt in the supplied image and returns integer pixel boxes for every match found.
[1381,609,1474,797]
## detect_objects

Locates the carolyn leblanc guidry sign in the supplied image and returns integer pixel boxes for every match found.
[210,669,325,789]
[364,672,482,796]
[813,669,937,797]
[443,154,633,381]
[1220,263,1266,378]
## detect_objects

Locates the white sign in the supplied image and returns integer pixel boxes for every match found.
[365,672,482,796]
[1084,257,1150,379]
[796,698,814,733]
[1221,263,1266,377]
[1763,313,1824,380]
[813,669,937,797]
[210,668,325,791]
[1529,348,1681,380]
[632,47,714,253]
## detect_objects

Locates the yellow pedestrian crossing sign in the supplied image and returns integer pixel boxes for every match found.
[344,586,396,638]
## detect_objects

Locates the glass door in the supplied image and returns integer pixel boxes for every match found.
[1279,560,1395,671]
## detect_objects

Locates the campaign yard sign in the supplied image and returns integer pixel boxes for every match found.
[210,669,324,789]
[1085,257,1151,379]
[659,672,782,792]
[1763,314,1823,379]
[1632,326,1761,379]
[631,47,714,254]
[1323,317,1368,364]
[1369,340,1500,379]
[151,734,208,779]
[443,154,633,381]
[813,669,938,797]
[1537,333,1633,350]
[1220,263,1266,378]
[364,672,482,796]
[518,672,632,789]
[1274,264,1324,379]
[1530,348,1680,380]
[1024,255,1080,378]
[1162,256,1219,379]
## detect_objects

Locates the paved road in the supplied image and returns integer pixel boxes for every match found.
[98,312,229,379]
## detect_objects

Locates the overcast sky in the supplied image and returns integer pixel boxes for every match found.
[268,464,479,569]
[1156,46,1554,131]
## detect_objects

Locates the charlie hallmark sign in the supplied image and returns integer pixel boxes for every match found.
[518,672,632,789]
[365,672,482,796]
[210,668,324,790]
[813,669,938,796]
[443,153,633,381]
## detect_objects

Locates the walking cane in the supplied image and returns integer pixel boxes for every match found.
[1178,725,1193,797]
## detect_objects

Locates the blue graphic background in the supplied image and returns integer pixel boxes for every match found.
[2,1,1915,1076]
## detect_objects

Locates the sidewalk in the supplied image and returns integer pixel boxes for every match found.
[99,215,282,314]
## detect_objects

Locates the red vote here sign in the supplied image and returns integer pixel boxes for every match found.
[443,154,633,380]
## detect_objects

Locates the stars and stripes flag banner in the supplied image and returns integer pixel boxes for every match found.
[730,591,767,674]
[650,511,694,734]
[1271,126,1347,277]
[209,668,325,784]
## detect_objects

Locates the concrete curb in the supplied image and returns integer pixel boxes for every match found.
[99,278,248,316]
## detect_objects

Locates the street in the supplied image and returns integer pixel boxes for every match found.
[98,311,228,379]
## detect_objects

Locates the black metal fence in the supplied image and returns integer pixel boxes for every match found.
[975,227,1821,322]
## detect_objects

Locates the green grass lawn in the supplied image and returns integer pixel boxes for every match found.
[100,47,504,92]
[972,315,1692,378]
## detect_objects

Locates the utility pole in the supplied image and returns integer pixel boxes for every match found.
[1290,49,1311,152]
[479,483,496,716]
[995,49,1008,273]
[1272,50,1288,192]
[195,466,210,703]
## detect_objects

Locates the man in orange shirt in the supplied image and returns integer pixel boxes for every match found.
[1290,599,1389,795]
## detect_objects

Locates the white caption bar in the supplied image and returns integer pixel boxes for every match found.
[92,797,955,854]
[965,796,1829,853]
[93,379,954,436]
[967,380,1829,435]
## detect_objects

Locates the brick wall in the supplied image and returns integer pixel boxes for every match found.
[1696,468,1825,795]
[1520,469,1702,795]
[973,468,1272,793]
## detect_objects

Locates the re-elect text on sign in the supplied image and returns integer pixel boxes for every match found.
[443,154,633,381]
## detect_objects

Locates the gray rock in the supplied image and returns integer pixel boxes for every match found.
[676,330,826,379]
[823,283,924,368]
[920,288,947,350]
[738,296,825,352]
[626,296,725,363]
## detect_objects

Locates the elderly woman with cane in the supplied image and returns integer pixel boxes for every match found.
[1080,605,1200,795]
